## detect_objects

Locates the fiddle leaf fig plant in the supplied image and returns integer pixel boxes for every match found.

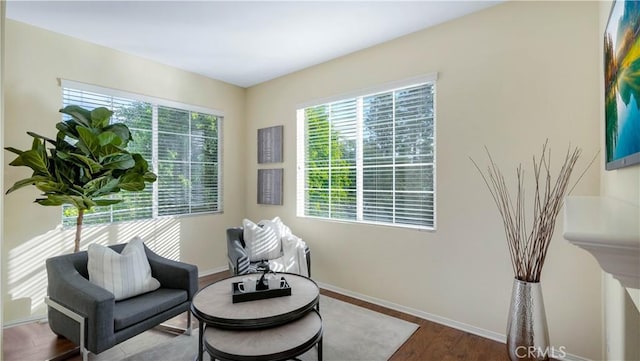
[5,105,157,252]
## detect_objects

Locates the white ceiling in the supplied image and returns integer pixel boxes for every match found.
[7,1,501,88]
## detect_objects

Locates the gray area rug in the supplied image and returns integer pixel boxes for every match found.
[93,295,418,361]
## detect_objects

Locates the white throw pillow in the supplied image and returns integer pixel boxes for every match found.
[87,237,161,301]
[243,218,282,262]
[269,216,292,239]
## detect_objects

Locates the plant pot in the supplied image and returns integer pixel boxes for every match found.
[506,278,550,361]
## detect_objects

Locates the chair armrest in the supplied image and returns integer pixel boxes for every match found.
[227,227,251,275]
[227,238,249,275]
[145,247,198,300]
[46,257,115,352]
[227,227,245,248]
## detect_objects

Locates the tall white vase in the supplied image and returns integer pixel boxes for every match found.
[506,278,550,361]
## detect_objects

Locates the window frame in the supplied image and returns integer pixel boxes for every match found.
[296,74,437,231]
[60,79,224,227]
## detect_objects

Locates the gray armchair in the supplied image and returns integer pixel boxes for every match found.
[46,242,198,361]
[226,227,311,276]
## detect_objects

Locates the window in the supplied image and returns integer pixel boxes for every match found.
[61,81,222,227]
[297,77,435,229]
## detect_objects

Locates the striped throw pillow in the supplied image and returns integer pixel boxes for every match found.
[243,218,282,262]
[87,237,161,301]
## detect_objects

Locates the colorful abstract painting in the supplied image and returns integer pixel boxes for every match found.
[604,0,640,169]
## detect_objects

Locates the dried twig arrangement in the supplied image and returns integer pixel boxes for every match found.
[470,141,596,282]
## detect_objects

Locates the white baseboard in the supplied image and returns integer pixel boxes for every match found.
[318,282,591,361]
[3,314,47,328]
[199,265,229,277]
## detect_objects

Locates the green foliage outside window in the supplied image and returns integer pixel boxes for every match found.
[301,82,435,228]
[305,105,355,219]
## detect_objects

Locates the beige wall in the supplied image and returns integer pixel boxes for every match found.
[598,1,640,360]
[246,2,602,359]
[2,20,247,324]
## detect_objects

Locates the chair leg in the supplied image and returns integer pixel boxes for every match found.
[44,297,89,361]
[81,346,89,361]
[186,311,193,336]
[158,310,192,335]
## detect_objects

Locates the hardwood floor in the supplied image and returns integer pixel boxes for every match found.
[321,289,509,361]
[3,271,510,361]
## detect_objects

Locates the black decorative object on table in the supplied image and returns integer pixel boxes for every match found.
[232,277,291,303]
[232,265,292,303]
[256,260,270,273]
[256,264,270,291]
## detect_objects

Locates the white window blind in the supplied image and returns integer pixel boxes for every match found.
[297,80,435,229]
[61,83,222,227]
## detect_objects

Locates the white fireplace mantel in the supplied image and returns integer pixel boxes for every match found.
[563,196,640,289]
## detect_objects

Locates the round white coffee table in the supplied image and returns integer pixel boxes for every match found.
[204,309,322,361]
[191,273,321,361]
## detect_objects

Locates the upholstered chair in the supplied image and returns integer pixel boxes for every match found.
[45,242,198,361]
[226,225,311,277]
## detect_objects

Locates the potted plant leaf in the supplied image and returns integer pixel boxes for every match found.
[5,105,157,252]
